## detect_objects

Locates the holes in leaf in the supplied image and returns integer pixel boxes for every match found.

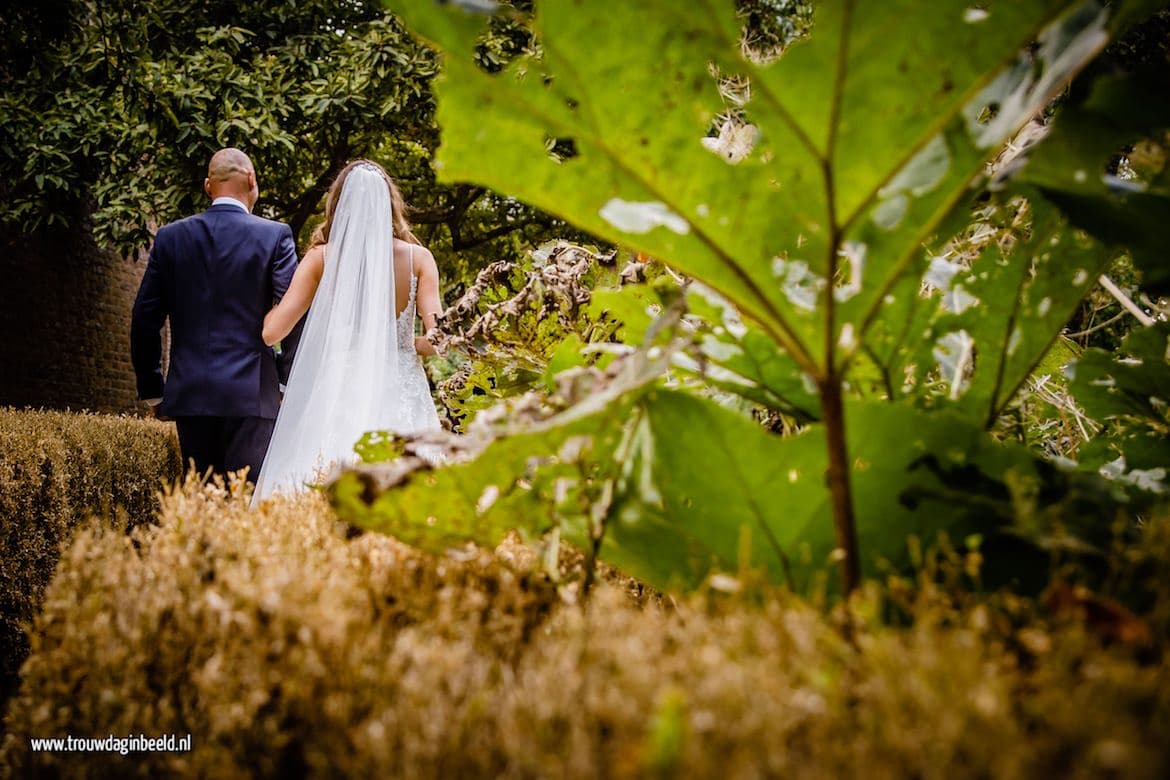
[473,6,536,75]
[545,136,578,163]
[962,5,1109,149]
[933,330,976,400]
[771,257,825,312]
[976,102,1001,125]
[833,241,866,302]
[448,0,499,14]
[963,6,990,24]
[702,118,759,164]
[872,135,952,230]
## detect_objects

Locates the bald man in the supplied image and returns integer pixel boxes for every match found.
[131,148,304,483]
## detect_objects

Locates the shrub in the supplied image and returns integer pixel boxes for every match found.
[0,408,180,716]
[3,477,1170,778]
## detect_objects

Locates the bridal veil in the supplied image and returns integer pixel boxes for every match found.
[253,164,402,502]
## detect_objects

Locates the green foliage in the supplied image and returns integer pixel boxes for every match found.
[869,194,1117,426]
[354,430,407,465]
[1020,52,1170,294]
[0,0,591,279]
[680,284,821,421]
[1063,256,1148,354]
[1071,323,1170,486]
[430,242,660,427]
[0,0,430,249]
[338,0,1170,593]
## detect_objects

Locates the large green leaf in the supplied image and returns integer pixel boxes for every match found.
[332,367,659,554]
[351,0,1169,592]
[336,380,1104,591]
[391,0,1138,377]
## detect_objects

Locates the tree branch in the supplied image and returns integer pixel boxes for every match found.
[1098,274,1156,327]
[286,145,350,241]
[450,217,550,251]
[409,185,486,225]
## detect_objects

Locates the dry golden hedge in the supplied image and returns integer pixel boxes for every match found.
[3,475,1170,779]
[0,408,180,713]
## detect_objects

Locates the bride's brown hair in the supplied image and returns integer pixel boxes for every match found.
[307,159,423,249]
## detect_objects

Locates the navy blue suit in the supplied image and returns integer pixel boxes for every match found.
[131,202,302,480]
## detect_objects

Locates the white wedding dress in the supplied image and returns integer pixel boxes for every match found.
[252,164,440,504]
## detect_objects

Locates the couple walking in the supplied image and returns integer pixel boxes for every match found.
[130,148,442,502]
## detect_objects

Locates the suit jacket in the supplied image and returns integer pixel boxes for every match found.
[130,203,302,419]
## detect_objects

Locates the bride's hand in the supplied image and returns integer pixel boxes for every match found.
[414,335,439,357]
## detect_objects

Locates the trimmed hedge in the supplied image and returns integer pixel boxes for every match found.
[3,477,1170,778]
[0,408,180,716]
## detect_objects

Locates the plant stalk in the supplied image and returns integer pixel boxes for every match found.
[1098,274,1156,327]
[819,374,860,594]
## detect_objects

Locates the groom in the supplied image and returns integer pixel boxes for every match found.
[131,148,303,482]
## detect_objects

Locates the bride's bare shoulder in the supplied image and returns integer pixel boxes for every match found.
[301,244,326,275]
[394,238,435,266]
[397,238,434,262]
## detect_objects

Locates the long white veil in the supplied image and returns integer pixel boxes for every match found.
[253,164,401,502]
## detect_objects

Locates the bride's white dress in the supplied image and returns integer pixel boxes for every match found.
[393,256,443,432]
[252,165,440,503]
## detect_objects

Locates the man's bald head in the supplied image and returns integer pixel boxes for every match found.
[204,148,259,209]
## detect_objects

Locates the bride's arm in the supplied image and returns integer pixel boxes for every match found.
[414,245,443,357]
[263,246,325,346]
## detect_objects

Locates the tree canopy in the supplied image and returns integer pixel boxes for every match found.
[0,0,585,277]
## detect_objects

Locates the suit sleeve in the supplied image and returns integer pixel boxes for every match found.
[130,231,171,401]
[271,224,303,385]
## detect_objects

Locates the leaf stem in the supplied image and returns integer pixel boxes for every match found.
[819,375,860,594]
[1098,274,1156,327]
[818,0,860,596]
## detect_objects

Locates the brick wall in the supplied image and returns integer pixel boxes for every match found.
[0,223,149,414]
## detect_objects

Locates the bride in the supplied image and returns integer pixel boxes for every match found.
[252,160,443,503]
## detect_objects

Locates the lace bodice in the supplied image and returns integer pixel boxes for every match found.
[392,245,438,436]
[397,271,418,353]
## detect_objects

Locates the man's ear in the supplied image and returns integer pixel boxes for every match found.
[203,178,211,197]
